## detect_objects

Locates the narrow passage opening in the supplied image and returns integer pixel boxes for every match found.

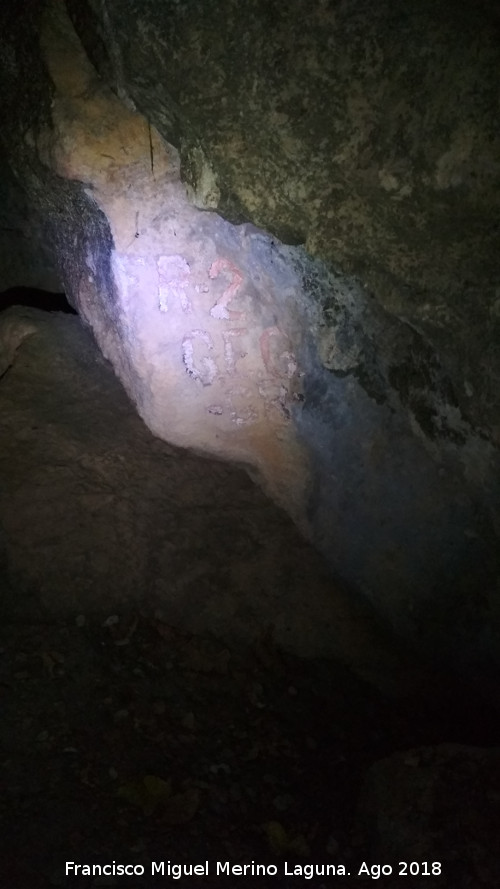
[0,286,77,314]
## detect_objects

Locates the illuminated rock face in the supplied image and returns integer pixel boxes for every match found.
[36,3,310,522]
[0,1,499,679]
[64,0,500,442]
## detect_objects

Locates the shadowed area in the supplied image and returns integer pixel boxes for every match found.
[0,308,499,887]
[0,286,77,314]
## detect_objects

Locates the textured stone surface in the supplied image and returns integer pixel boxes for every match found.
[0,306,419,696]
[0,1,498,686]
[31,2,311,523]
[65,0,500,436]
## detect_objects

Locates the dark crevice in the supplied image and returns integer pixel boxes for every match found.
[0,286,77,314]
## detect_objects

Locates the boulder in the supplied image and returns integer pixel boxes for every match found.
[0,0,498,685]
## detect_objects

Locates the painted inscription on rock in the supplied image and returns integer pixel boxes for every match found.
[156,252,301,429]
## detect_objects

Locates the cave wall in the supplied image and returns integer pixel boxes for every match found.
[0,151,61,293]
[0,0,498,679]
[65,0,500,438]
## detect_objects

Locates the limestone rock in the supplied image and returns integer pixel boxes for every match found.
[0,0,498,687]
[0,307,420,696]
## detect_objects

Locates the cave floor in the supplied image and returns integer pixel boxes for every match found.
[0,609,416,888]
[1,309,499,888]
[1,605,499,889]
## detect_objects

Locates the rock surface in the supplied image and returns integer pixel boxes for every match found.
[0,0,498,685]
[0,306,415,695]
[64,0,500,437]
[1,309,499,888]
[0,6,499,877]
